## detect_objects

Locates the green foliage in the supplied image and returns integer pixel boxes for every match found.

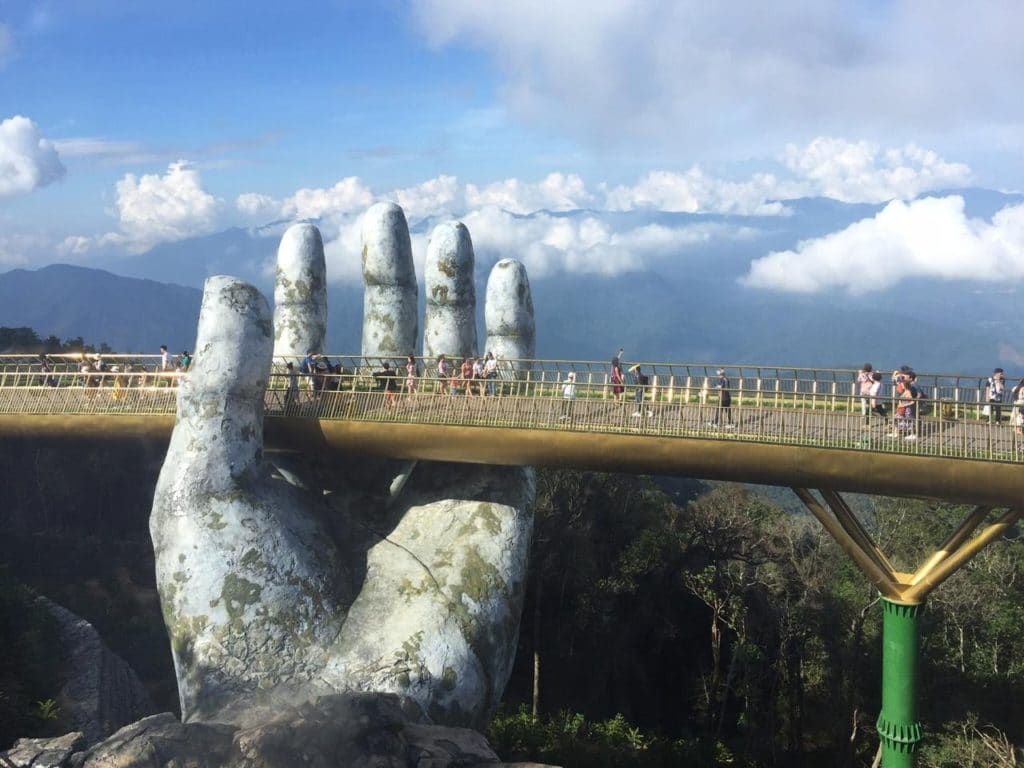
[918,714,1021,768]
[33,698,60,721]
[0,325,108,353]
[509,477,1024,765]
[0,567,64,748]
[488,705,718,767]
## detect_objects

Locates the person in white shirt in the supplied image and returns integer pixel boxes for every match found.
[560,371,576,421]
[483,351,498,396]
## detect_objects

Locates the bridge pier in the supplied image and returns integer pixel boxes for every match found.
[792,490,1022,768]
[877,599,923,767]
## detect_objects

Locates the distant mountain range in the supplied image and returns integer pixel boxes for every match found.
[0,265,202,352]
[2,189,1021,375]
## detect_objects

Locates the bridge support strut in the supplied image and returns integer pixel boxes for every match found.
[792,490,1021,768]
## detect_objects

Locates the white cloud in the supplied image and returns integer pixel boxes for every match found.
[315,202,743,286]
[409,2,1024,161]
[393,175,460,219]
[604,169,789,215]
[741,196,1024,294]
[465,172,593,213]
[0,115,66,197]
[457,207,742,279]
[603,139,972,213]
[236,192,279,220]
[57,235,93,257]
[285,177,373,220]
[235,178,373,229]
[114,161,222,251]
[782,138,972,203]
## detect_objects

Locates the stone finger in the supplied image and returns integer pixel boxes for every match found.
[273,223,327,360]
[151,276,346,724]
[423,220,477,360]
[485,259,535,376]
[360,202,418,360]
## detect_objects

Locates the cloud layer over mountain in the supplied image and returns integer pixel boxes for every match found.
[743,196,1024,293]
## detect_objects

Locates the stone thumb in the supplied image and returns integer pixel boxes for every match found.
[171,276,272,489]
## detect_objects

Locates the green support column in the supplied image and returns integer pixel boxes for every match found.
[876,599,924,767]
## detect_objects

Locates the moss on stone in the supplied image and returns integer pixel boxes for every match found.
[240,548,263,569]
[221,574,263,621]
[441,666,457,691]
[401,630,425,660]
[206,510,227,531]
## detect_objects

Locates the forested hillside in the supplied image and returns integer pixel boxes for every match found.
[1,434,1021,765]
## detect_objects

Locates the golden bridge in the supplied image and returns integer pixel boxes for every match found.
[2,352,1021,766]
[0,353,1020,508]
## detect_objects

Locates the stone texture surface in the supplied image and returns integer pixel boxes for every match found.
[485,260,535,376]
[2,732,85,768]
[39,598,156,746]
[68,713,236,768]
[423,221,477,360]
[272,223,326,359]
[361,202,418,359]
[151,276,348,723]
[324,466,535,728]
[59,695,510,767]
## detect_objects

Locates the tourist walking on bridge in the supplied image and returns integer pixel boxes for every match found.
[890,371,924,440]
[375,361,398,407]
[610,356,625,401]
[560,371,576,421]
[868,371,887,422]
[483,351,498,396]
[857,363,874,424]
[986,368,1005,424]
[285,361,299,411]
[709,368,734,429]
[1011,378,1024,439]
[629,365,652,418]
[436,354,450,394]
[405,353,419,399]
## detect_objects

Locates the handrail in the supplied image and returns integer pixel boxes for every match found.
[0,358,1021,465]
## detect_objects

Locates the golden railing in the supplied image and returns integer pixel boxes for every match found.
[0,355,1020,464]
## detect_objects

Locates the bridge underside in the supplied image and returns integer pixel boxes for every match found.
[3,414,1019,507]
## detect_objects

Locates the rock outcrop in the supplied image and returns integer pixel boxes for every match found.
[41,598,156,746]
[1,695,506,768]
[3,732,85,768]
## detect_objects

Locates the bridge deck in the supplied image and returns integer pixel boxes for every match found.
[0,377,1021,506]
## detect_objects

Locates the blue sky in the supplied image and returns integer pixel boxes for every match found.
[2,1,1024,293]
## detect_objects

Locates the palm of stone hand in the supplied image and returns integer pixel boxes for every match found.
[150,203,536,730]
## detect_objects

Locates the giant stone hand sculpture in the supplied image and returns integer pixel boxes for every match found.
[150,206,536,732]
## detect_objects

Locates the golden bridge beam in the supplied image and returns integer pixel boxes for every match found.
[909,506,990,588]
[819,489,897,579]
[792,488,903,602]
[902,508,1023,603]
